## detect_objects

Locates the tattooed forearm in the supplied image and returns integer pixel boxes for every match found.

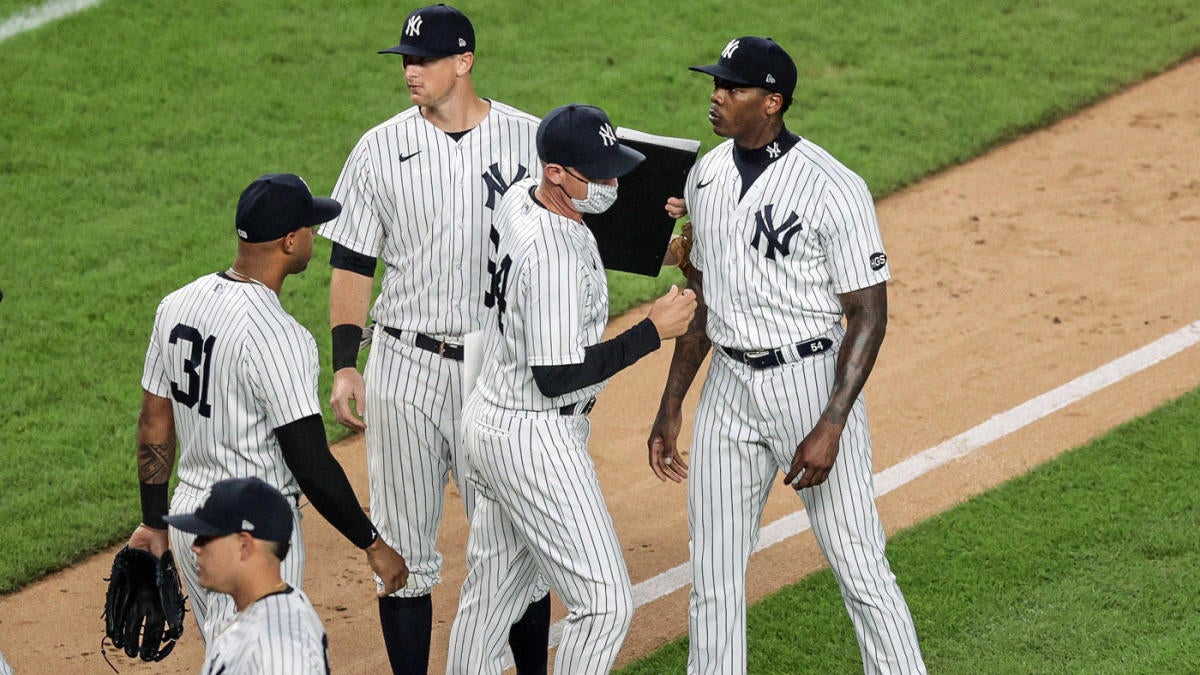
[137,442,174,484]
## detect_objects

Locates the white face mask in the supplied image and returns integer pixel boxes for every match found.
[569,179,618,214]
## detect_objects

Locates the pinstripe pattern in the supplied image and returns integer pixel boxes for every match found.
[321,101,540,336]
[200,587,330,674]
[688,138,891,351]
[684,136,924,673]
[475,179,608,412]
[448,399,633,675]
[141,272,318,639]
[0,647,11,675]
[321,101,549,602]
[448,184,631,673]
[141,274,319,495]
[169,485,306,643]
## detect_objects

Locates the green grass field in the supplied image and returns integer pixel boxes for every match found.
[2,2,1199,662]
[619,389,1200,673]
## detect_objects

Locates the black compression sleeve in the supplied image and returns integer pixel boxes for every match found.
[531,318,661,398]
[332,324,363,371]
[329,242,379,277]
[276,415,378,549]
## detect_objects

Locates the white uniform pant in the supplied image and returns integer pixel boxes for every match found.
[447,397,634,674]
[688,342,925,675]
[169,485,306,643]
[365,333,548,600]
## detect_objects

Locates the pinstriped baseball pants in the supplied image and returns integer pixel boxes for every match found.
[688,338,925,674]
[447,396,634,674]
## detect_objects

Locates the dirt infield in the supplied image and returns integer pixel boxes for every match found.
[3,57,1199,673]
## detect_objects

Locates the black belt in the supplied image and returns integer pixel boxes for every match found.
[721,337,834,370]
[558,397,596,416]
[381,326,464,361]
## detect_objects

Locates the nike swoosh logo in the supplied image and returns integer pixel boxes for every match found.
[398,151,421,163]
[697,178,714,189]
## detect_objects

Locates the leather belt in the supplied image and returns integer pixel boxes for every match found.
[381,326,464,361]
[720,337,834,370]
[558,397,596,416]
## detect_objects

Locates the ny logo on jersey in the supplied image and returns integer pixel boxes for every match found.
[750,204,805,261]
[405,14,423,36]
[481,163,529,210]
[598,123,617,147]
[483,226,513,333]
[722,39,740,59]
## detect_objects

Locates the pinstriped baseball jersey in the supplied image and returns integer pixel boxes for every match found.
[321,100,540,337]
[141,273,318,497]
[201,587,329,674]
[474,178,608,411]
[687,137,891,350]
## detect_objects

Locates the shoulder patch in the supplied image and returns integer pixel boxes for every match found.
[869,252,888,271]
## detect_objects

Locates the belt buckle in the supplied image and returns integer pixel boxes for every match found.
[438,341,447,357]
[743,349,775,369]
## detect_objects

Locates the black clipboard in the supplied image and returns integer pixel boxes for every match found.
[584,128,701,276]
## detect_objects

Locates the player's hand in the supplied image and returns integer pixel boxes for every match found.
[664,197,688,220]
[128,523,169,558]
[783,418,843,489]
[648,285,698,340]
[647,407,688,483]
[366,536,409,596]
[331,367,367,431]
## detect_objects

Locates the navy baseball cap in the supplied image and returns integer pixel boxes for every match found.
[163,477,293,543]
[379,4,475,58]
[235,173,341,243]
[690,36,797,100]
[536,104,645,180]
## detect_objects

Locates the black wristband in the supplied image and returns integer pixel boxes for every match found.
[332,324,363,371]
[139,482,169,530]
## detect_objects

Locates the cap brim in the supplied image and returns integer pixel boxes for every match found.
[162,513,230,537]
[309,197,342,226]
[578,145,647,180]
[688,64,754,87]
[378,44,461,58]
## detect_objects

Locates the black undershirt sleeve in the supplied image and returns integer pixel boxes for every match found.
[531,318,661,398]
[329,242,379,277]
[276,414,377,549]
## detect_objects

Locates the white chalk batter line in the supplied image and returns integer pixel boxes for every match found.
[506,318,1200,665]
[0,0,102,43]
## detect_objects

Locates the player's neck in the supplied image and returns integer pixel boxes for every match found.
[227,257,285,295]
[732,119,786,152]
[421,91,490,133]
[232,576,289,612]
[534,181,583,223]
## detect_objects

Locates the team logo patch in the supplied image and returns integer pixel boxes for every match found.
[750,203,804,261]
[405,14,422,36]
[598,123,617,147]
[869,252,888,270]
[721,39,740,59]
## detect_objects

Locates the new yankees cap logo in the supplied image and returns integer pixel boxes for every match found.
[242,519,255,531]
[405,14,422,36]
[721,39,740,59]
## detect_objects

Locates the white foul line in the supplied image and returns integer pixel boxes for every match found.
[514,318,1200,663]
[0,0,102,43]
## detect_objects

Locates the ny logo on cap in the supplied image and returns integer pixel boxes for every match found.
[722,39,740,59]
[598,123,617,147]
[406,14,423,36]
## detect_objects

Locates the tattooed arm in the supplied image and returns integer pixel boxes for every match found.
[130,391,175,556]
[647,269,711,483]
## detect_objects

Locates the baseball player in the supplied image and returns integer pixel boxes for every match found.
[127,173,408,646]
[166,477,331,674]
[322,4,549,672]
[446,103,697,674]
[647,38,927,673]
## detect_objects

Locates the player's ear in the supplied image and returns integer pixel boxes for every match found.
[544,163,565,185]
[456,52,474,77]
[763,91,783,116]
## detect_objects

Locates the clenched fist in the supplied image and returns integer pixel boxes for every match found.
[648,285,698,340]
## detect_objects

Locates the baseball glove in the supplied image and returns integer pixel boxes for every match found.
[666,221,695,277]
[103,546,186,661]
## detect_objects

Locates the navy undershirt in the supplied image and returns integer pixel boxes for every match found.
[732,125,801,199]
